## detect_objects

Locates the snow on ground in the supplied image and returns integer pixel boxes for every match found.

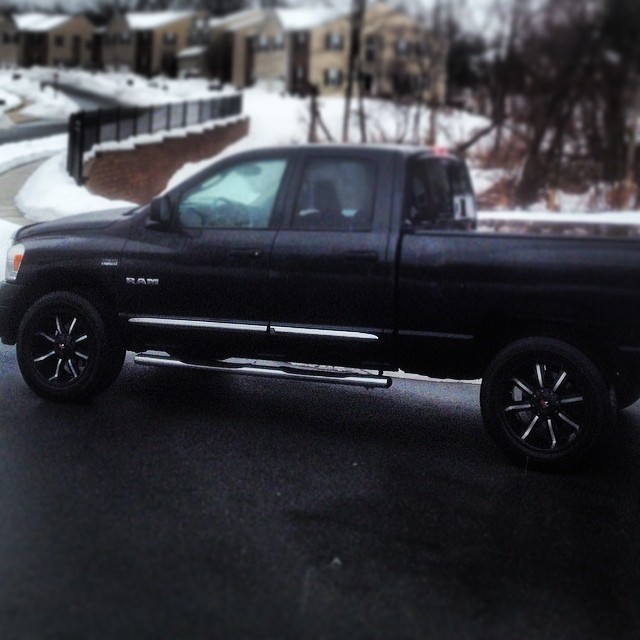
[0,134,67,174]
[0,69,79,120]
[1,77,640,279]
[27,68,236,106]
[15,153,134,223]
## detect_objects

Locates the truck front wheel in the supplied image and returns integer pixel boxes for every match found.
[480,337,616,470]
[16,291,125,402]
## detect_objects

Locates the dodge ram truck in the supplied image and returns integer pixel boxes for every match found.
[2,144,639,470]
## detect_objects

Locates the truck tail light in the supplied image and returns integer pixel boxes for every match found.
[5,243,25,282]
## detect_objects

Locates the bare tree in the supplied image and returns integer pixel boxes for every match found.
[342,0,366,142]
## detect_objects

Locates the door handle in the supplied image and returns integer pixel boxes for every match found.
[343,251,378,262]
[227,249,263,259]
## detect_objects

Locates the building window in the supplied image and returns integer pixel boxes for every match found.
[325,32,344,51]
[395,39,412,56]
[364,35,379,63]
[120,31,131,45]
[295,66,305,81]
[324,68,343,87]
[273,34,284,50]
[2,33,11,45]
[257,34,269,51]
[295,32,307,48]
[163,32,177,46]
[416,41,431,57]
[54,35,64,47]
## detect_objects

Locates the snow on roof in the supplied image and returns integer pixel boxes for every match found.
[275,8,346,32]
[210,9,263,30]
[14,13,72,32]
[177,46,206,58]
[126,11,195,31]
[225,13,266,33]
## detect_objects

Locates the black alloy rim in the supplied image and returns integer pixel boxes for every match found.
[500,359,587,452]
[29,310,95,386]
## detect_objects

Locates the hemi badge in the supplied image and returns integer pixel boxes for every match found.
[101,258,119,267]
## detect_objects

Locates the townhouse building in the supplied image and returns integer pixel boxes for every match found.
[0,13,96,68]
[103,11,209,77]
[252,3,447,103]
[208,8,267,88]
[0,14,19,67]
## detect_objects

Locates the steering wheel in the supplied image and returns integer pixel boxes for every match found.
[212,197,234,208]
[212,197,253,227]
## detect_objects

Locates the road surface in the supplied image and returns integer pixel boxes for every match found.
[0,343,639,639]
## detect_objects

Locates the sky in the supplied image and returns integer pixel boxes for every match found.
[4,0,502,16]
[1,0,514,38]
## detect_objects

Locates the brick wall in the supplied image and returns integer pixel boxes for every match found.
[83,117,250,204]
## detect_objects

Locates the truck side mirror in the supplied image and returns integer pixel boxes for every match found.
[148,195,172,228]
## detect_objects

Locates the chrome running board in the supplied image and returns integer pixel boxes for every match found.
[134,353,392,389]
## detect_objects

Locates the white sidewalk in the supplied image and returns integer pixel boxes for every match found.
[0,158,47,226]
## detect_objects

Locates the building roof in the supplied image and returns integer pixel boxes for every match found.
[14,13,72,32]
[275,8,346,32]
[126,11,196,31]
[177,45,206,58]
[209,9,264,31]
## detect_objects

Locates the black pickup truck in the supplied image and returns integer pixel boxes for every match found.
[2,144,640,469]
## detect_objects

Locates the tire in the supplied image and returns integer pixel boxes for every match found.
[480,337,616,470]
[16,291,125,402]
[615,372,640,410]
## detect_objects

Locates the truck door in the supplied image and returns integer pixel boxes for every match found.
[120,155,290,359]
[268,153,395,367]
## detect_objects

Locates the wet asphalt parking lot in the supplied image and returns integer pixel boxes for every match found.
[0,343,639,639]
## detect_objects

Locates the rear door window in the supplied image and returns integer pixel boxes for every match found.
[291,158,376,231]
[407,157,476,229]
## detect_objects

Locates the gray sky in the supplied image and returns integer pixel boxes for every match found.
[6,0,513,37]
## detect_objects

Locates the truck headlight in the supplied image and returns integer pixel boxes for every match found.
[5,243,25,282]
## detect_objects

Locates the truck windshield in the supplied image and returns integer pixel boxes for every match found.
[406,157,476,230]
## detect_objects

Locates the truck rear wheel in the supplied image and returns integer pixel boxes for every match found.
[615,371,640,410]
[480,337,616,470]
[16,291,125,402]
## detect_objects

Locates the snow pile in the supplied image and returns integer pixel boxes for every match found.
[27,68,237,107]
[126,11,196,31]
[10,84,640,225]
[15,153,134,223]
[0,79,636,266]
[0,134,67,175]
[0,70,79,120]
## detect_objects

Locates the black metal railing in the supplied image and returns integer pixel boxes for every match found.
[67,93,243,184]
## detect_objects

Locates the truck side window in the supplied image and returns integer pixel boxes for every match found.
[407,158,476,230]
[292,158,375,230]
[178,159,287,229]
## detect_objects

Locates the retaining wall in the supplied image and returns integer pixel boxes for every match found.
[83,117,250,204]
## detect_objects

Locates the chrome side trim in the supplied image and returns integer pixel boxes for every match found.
[270,326,379,341]
[129,318,379,341]
[128,318,268,333]
[135,353,392,389]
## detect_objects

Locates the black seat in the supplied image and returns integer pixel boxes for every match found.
[313,180,344,228]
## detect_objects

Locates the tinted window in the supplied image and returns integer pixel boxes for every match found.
[178,159,287,229]
[292,158,375,231]
[407,157,475,229]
